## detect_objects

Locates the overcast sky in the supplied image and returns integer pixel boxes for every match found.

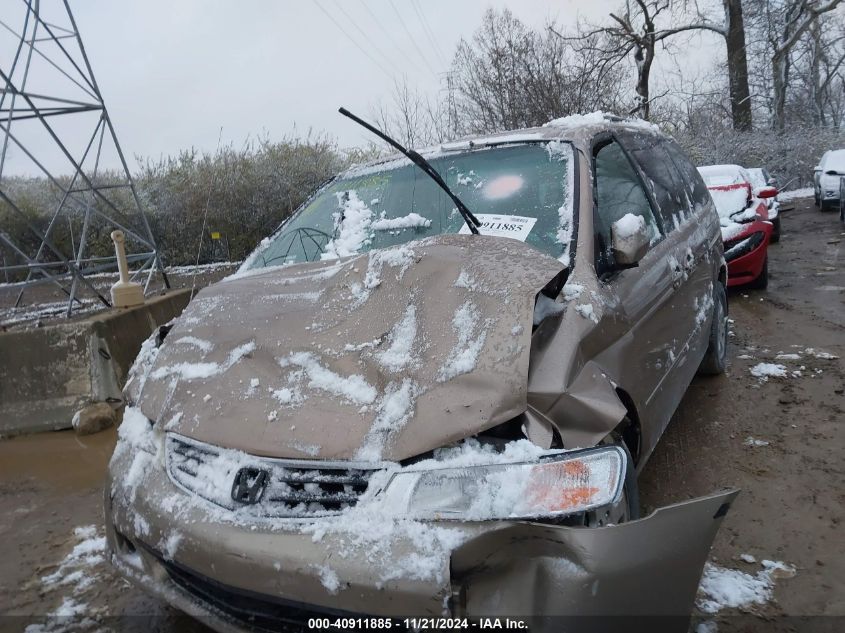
[2,0,721,176]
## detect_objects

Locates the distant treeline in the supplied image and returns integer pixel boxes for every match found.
[0,135,379,281]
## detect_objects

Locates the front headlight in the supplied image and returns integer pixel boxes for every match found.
[381,446,626,520]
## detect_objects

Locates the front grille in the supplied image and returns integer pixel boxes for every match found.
[166,434,380,518]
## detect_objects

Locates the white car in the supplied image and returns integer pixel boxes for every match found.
[698,164,780,242]
[814,149,845,211]
[746,167,781,242]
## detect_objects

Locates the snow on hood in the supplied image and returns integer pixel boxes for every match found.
[708,186,758,241]
[129,234,564,462]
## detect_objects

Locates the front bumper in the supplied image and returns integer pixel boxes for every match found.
[106,447,737,633]
[724,223,771,286]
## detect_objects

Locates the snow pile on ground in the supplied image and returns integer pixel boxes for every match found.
[777,187,814,202]
[803,347,838,360]
[371,212,431,231]
[744,436,770,447]
[697,560,796,614]
[749,362,788,381]
[322,191,373,259]
[27,525,109,632]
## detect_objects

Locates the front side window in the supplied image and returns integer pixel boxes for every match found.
[242,143,576,270]
[593,140,661,274]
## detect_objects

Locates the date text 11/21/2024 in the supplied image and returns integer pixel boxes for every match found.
[306,618,529,630]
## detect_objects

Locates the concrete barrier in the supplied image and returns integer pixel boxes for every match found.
[0,290,192,436]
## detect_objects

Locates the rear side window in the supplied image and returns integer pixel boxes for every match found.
[662,139,712,213]
[593,140,661,274]
[619,133,691,232]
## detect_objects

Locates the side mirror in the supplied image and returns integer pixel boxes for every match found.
[611,214,650,267]
[825,169,840,176]
[757,186,778,199]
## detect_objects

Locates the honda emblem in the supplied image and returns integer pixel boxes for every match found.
[231,467,268,504]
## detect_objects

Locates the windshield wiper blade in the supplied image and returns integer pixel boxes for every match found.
[338,107,481,235]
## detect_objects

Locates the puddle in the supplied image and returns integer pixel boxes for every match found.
[0,426,117,490]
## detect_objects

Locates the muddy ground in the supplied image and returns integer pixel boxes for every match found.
[1,197,843,632]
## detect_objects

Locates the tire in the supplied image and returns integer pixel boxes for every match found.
[698,282,728,376]
[770,217,781,243]
[748,255,769,289]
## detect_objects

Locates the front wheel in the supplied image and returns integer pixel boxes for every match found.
[698,282,728,375]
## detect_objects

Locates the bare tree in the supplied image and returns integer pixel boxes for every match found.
[757,0,844,129]
[371,79,448,148]
[556,1,737,120]
[450,9,625,133]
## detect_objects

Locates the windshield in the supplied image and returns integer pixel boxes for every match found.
[698,165,747,188]
[708,185,750,219]
[242,143,574,270]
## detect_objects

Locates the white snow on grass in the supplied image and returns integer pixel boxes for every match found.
[371,212,431,231]
[375,304,418,373]
[438,301,488,382]
[150,341,255,381]
[774,353,802,361]
[749,362,788,381]
[777,187,813,201]
[279,352,377,405]
[697,560,796,614]
[322,190,373,260]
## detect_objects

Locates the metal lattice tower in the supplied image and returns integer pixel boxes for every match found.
[0,0,168,317]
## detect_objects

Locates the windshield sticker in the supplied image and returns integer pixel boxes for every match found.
[459,214,537,242]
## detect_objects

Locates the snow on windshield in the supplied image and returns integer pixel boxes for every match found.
[709,187,749,219]
[698,164,748,187]
[237,143,576,274]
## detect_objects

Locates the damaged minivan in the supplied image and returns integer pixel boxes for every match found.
[106,112,737,631]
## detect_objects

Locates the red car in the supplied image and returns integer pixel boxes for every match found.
[706,182,774,288]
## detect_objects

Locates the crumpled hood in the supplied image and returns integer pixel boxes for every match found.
[133,234,564,461]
